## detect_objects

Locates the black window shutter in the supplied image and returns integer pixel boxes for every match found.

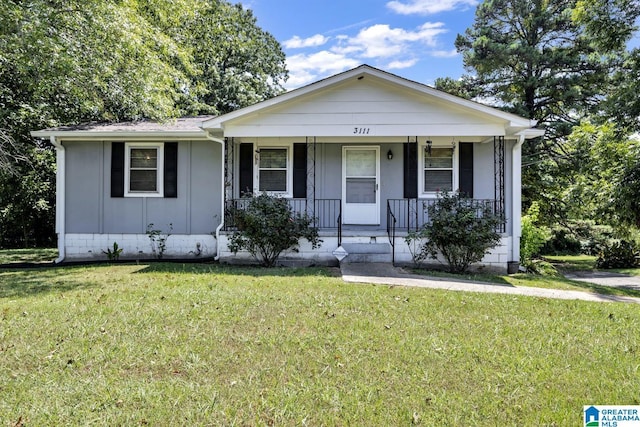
[403,142,418,198]
[239,143,254,197]
[164,142,178,198]
[111,142,125,197]
[458,142,474,198]
[293,143,307,198]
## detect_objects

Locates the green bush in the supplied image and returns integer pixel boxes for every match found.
[227,193,321,267]
[541,228,582,255]
[520,202,550,264]
[595,240,640,269]
[407,192,503,274]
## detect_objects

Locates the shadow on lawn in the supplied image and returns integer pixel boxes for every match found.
[0,266,99,299]
[132,262,342,278]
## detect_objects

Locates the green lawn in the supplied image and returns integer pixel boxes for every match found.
[1,263,639,425]
[0,248,58,264]
[411,264,640,299]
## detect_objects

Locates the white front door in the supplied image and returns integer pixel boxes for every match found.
[342,146,380,225]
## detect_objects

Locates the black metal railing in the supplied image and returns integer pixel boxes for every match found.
[224,198,342,235]
[386,200,397,264]
[386,198,506,265]
[386,198,506,233]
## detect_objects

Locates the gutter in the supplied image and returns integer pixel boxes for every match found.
[205,133,225,261]
[50,136,66,263]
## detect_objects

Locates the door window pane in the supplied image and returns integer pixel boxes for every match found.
[346,150,376,177]
[346,178,376,203]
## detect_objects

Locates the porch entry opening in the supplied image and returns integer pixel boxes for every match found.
[342,146,380,225]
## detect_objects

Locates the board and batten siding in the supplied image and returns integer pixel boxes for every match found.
[64,140,222,235]
[222,79,507,138]
[231,137,514,233]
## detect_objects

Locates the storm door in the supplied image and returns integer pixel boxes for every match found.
[342,146,380,224]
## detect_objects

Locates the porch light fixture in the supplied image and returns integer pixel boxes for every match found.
[426,139,433,156]
[387,149,393,160]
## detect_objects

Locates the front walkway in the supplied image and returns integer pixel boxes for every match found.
[563,270,640,291]
[340,263,640,304]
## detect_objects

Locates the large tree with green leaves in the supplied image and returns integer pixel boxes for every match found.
[0,0,287,247]
[451,0,639,225]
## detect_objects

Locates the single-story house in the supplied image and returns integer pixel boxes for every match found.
[32,65,543,271]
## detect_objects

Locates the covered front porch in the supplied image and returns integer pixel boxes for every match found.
[222,194,506,265]
[203,65,542,269]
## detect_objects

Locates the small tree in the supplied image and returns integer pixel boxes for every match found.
[413,192,503,273]
[520,202,550,264]
[227,193,321,267]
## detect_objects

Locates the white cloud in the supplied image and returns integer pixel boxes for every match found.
[285,51,360,88]
[387,0,478,15]
[283,34,329,49]
[282,22,453,89]
[431,48,459,58]
[387,59,418,69]
[333,22,447,58]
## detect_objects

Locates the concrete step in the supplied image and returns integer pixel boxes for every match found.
[334,242,392,264]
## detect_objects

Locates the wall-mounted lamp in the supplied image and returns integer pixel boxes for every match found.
[387,149,393,160]
[426,140,433,156]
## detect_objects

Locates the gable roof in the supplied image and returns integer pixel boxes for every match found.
[202,64,541,138]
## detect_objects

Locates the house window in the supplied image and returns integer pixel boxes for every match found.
[125,143,163,197]
[258,148,288,193]
[423,147,454,193]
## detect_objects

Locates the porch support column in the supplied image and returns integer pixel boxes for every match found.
[511,134,525,267]
[306,136,316,218]
[494,136,505,223]
[224,137,234,202]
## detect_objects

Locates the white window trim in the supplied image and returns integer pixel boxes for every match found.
[418,141,458,197]
[254,142,293,198]
[124,142,164,197]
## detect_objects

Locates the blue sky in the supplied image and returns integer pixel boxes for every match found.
[234,0,479,89]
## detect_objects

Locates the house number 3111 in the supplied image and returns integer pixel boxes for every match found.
[353,127,370,134]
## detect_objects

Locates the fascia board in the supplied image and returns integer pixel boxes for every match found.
[30,131,208,140]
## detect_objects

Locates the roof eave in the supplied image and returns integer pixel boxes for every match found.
[30,130,209,140]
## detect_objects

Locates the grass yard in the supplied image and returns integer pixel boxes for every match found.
[411,264,640,299]
[543,254,640,277]
[0,248,57,265]
[1,263,639,426]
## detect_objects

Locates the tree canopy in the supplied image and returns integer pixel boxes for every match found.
[0,0,288,247]
[450,0,640,235]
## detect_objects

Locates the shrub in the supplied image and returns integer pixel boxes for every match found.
[410,192,503,274]
[595,240,640,269]
[227,193,321,267]
[520,202,550,264]
[541,228,582,255]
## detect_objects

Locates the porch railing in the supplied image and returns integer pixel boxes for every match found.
[386,198,505,233]
[386,198,506,264]
[224,198,342,243]
[386,200,398,264]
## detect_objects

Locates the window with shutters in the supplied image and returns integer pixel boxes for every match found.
[420,143,457,195]
[257,146,291,196]
[125,143,164,197]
